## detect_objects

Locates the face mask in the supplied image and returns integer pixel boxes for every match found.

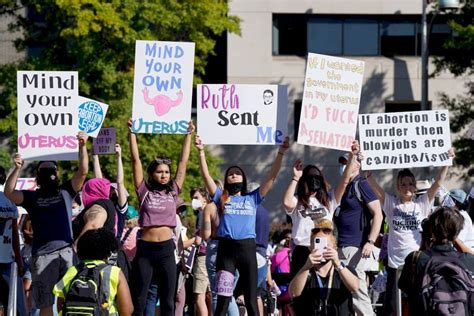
[191,198,203,211]
[71,206,83,217]
[339,165,346,176]
[305,175,322,193]
[225,182,243,195]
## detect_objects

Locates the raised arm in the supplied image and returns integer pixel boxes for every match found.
[260,136,290,198]
[175,121,194,189]
[128,118,143,189]
[92,154,103,178]
[283,159,302,211]
[71,132,89,192]
[365,171,385,205]
[427,148,455,203]
[195,135,216,196]
[115,144,127,207]
[334,141,359,204]
[4,153,25,205]
[201,202,216,240]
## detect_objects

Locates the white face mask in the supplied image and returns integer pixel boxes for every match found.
[71,206,83,217]
[191,198,203,211]
[338,165,346,176]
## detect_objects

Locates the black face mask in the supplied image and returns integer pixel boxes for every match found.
[225,182,243,195]
[305,175,322,193]
[149,179,172,192]
[36,168,60,193]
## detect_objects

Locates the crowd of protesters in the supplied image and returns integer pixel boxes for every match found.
[0,123,473,316]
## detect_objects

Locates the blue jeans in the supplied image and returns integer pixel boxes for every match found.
[206,239,239,316]
[145,283,159,316]
[0,262,27,316]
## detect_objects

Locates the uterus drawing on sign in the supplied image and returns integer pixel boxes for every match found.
[142,87,184,116]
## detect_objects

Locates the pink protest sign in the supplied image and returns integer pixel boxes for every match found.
[92,127,116,155]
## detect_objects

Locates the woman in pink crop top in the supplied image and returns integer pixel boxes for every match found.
[128,119,194,316]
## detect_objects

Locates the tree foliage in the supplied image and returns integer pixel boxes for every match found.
[433,2,474,178]
[0,0,240,206]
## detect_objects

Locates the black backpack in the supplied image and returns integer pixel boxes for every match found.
[421,250,474,315]
[63,262,110,316]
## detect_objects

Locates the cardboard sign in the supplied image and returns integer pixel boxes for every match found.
[17,71,79,160]
[78,96,109,138]
[197,84,288,145]
[15,178,37,191]
[131,40,195,134]
[359,110,452,170]
[297,53,365,151]
[92,127,116,155]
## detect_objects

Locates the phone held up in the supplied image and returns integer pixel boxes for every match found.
[314,236,328,262]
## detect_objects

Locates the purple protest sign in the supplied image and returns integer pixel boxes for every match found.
[92,127,116,155]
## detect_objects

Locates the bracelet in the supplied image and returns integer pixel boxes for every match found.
[335,262,346,272]
[278,151,285,156]
[292,177,299,182]
[367,239,375,245]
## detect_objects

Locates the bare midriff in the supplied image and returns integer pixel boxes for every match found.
[141,226,173,242]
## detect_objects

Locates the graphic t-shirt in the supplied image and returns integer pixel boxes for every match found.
[213,187,262,240]
[285,191,337,247]
[20,182,76,256]
[137,180,179,228]
[384,192,433,268]
[0,192,19,263]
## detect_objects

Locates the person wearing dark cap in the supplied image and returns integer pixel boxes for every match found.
[4,132,89,316]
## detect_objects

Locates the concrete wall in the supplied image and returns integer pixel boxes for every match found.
[207,0,472,221]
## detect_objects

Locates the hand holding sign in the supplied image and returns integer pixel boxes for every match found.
[13,153,24,170]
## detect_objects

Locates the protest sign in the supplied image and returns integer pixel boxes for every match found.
[197,84,288,145]
[78,96,109,137]
[15,178,37,191]
[92,127,116,155]
[297,53,365,151]
[17,71,79,160]
[131,40,195,134]
[359,110,452,170]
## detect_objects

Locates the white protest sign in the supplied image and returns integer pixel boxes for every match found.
[92,127,116,155]
[17,71,79,160]
[78,96,109,138]
[297,53,365,151]
[359,110,452,170]
[197,84,288,145]
[131,40,195,134]
[15,178,37,191]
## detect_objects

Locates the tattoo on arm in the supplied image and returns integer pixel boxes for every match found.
[203,221,211,231]
[84,205,106,222]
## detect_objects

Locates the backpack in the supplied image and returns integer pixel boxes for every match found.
[420,250,474,315]
[63,262,110,316]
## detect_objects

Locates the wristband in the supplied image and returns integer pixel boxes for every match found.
[335,262,346,272]
[278,151,284,156]
[367,239,375,245]
[292,177,299,182]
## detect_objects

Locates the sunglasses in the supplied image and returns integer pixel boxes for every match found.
[311,228,333,234]
[155,158,171,165]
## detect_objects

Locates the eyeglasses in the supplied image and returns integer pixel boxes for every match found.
[311,228,333,235]
[155,158,171,165]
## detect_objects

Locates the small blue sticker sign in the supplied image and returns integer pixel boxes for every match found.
[77,97,109,137]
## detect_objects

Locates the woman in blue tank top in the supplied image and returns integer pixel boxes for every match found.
[194,135,289,316]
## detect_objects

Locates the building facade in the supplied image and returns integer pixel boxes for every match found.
[207,0,471,219]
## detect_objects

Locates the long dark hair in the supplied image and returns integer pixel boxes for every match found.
[146,157,173,192]
[219,165,248,215]
[296,165,330,210]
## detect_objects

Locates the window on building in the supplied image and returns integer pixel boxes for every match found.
[274,14,453,57]
[272,15,307,56]
[343,18,379,56]
[307,18,343,55]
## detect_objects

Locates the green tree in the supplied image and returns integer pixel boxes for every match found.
[432,2,474,178]
[0,0,239,205]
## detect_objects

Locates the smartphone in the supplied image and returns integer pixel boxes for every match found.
[314,236,328,262]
